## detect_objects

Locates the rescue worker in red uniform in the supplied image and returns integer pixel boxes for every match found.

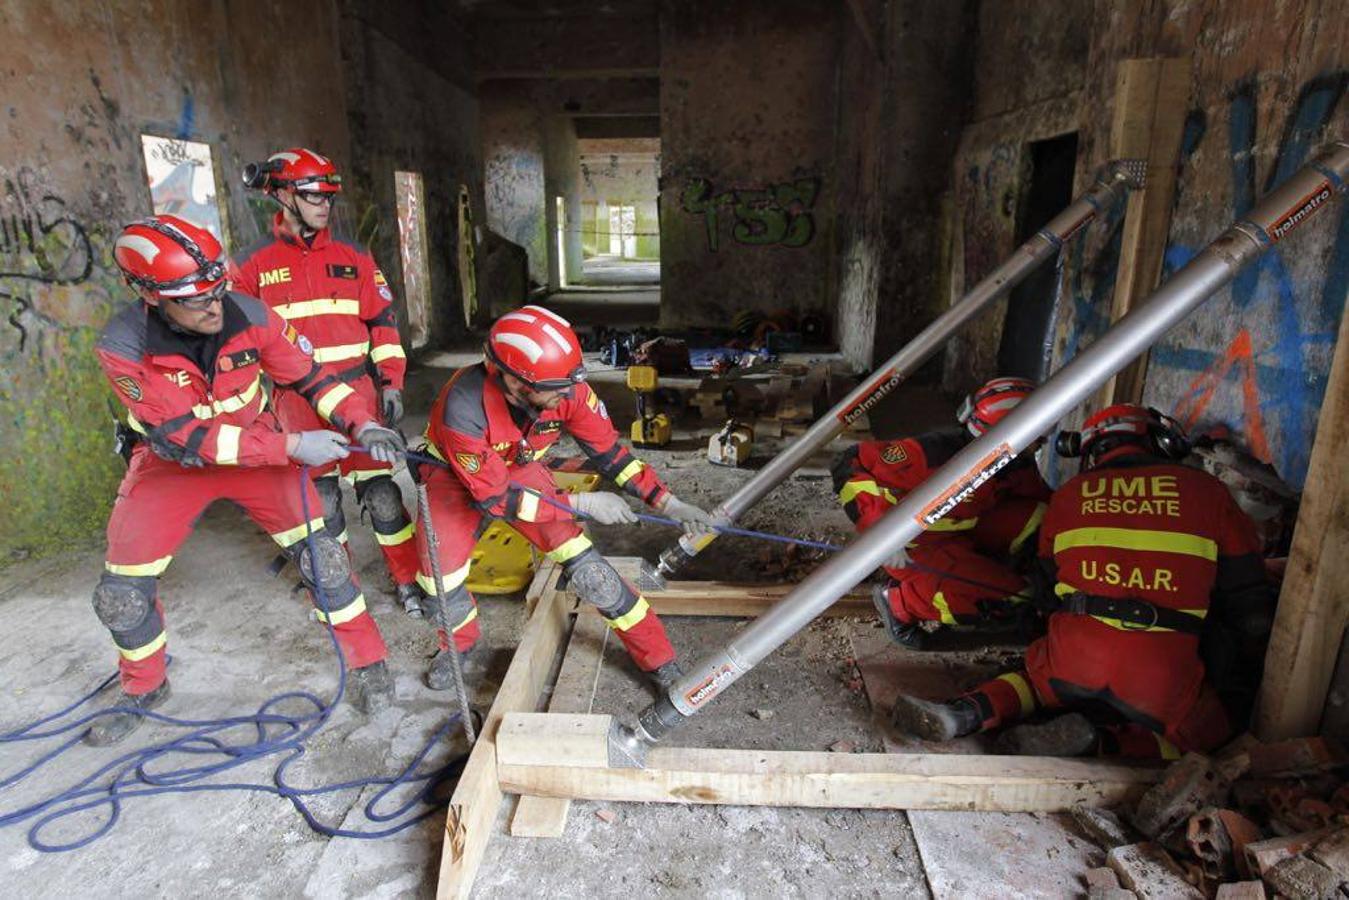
[90,215,406,746]
[833,378,1050,648]
[890,405,1275,758]
[418,306,714,691]
[234,148,424,617]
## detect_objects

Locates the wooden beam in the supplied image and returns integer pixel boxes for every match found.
[496,713,1162,812]
[1256,305,1349,740]
[509,611,610,838]
[1097,56,1191,407]
[607,557,874,618]
[435,562,571,900]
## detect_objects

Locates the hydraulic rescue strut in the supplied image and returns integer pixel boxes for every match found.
[644,159,1147,590]
[610,141,1349,767]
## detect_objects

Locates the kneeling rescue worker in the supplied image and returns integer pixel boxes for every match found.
[890,404,1275,758]
[234,148,425,618]
[833,377,1050,648]
[418,305,714,691]
[90,215,406,745]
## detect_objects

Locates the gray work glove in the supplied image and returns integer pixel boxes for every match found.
[659,495,717,537]
[571,491,639,525]
[883,545,911,571]
[356,422,406,464]
[381,387,404,426]
[289,430,351,466]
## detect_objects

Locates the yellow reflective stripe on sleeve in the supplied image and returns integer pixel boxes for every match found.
[547,534,593,563]
[314,593,367,626]
[106,555,173,577]
[336,530,349,545]
[838,480,880,504]
[997,672,1037,716]
[416,560,473,597]
[517,490,540,522]
[127,412,147,435]
[605,596,651,632]
[270,517,328,548]
[119,631,167,661]
[614,459,644,486]
[1155,735,1182,760]
[273,298,362,320]
[423,440,448,463]
[312,342,371,364]
[930,591,959,625]
[1008,502,1048,556]
[375,523,415,546]
[925,516,978,532]
[215,424,242,465]
[315,382,356,420]
[369,344,406,363]
[451,606,479,633]
[1052,527,1218,561]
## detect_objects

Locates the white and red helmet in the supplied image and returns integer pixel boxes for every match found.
[957,376,1036,436]
[1073,403,1190,462]
[244,147,342,194]
[485,305,585,390]
[113,215,226,299]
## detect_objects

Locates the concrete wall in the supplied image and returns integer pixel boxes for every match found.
[0,0,485,559]
[480,84,549,290]
[543,115,583,289]
[658,0,839,328]
[338,0,484,341]
[1040,0,1348,489]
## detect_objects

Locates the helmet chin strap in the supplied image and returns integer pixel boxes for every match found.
[276,192,321,239]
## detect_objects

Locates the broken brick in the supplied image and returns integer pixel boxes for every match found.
[1130,753,1231,843]
[1307,826,1349,879]
[1247,737,1347,778]
[1213,883,1266,900]
[1074,806,1136,850]
[1106,842,1204,899]
[1262,854,1343,900]
[1243,829,1332,876]
[594,809,618,824]
[1215,810,1265,880]
[1187,808,1234,880]
[1085,867,1121,890]
[828,739,856,753]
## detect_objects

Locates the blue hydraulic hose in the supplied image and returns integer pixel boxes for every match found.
[0,465,468,853]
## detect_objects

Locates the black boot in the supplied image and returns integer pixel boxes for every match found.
[348,661,394,714]
[889,694,982,742]
[647,661,683,693]
[425,646,484,691]
[396,582,426,618]
[872,584,928,650]
[84,680,172,747]
[993,713,1098,756]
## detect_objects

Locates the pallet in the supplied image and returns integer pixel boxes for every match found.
[434,558,1163,898]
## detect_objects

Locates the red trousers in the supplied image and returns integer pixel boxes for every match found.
[101,449,388,694]
[274,379,419,586]
[879,497,1044,626]
[965,614,1231,757]
[416,461,675,671]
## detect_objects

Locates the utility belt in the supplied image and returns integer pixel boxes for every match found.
[1057,591,1206,636]
[332,360,374,385]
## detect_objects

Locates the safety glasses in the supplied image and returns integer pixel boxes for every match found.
[296,191,337,207]
[171,281,227,311]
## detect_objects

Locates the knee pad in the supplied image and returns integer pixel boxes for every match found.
[314,476,345,529]
[287,531,352,593]
[93,574,154,632]
[357,476,407,527]
[564,550,631,618]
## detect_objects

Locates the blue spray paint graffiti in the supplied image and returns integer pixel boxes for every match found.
[1145,73,1348,485]
[176,93,195,140]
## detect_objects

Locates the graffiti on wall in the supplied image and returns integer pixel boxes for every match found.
[680,176,820,252]
[0,168,94,286]
[1146,73,1348,485]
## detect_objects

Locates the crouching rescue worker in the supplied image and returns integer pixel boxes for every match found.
[90,215,406,745]
[833,377,1050,648]
[234,148,425,617]
[890,405,1275,758]
[417,305,714,691]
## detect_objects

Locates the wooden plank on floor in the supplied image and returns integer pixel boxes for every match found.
[1256,304,1349,740]
[434,561,571,900]
[608,557,873,618]
[495,713,1161,812]
[509,612,611,838]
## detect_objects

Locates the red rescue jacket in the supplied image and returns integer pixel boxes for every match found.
[96,293,376,467]
[232,216,406,391]
[425,364,669,523]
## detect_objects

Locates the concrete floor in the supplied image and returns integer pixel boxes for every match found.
[573,256,661,287]
[1,338,977,898]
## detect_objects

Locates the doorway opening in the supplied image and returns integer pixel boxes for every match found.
[996,131,1079,381]
[576,136,660,288]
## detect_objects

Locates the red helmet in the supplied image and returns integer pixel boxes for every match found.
[114,215,226,298]
[957,376,1035,436]
[486,305,585,390]
[246,147,342,194]
[1077,403,1190,461]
